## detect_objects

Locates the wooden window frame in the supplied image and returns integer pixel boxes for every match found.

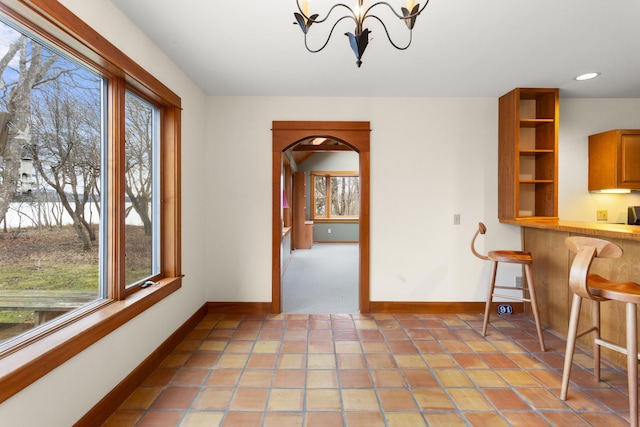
[0,0,182,403]
[311,171,360,221]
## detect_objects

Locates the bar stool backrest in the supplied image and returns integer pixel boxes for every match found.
[564,236,623,299]
[470,222,489,261]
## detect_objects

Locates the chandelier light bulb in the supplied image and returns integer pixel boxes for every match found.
[354,3,363,20]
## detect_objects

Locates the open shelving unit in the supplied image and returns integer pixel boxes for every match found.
[498,88,559,221]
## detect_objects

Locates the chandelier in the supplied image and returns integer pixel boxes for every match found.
[294,0,430,67]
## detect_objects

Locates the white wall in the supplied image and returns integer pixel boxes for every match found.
[205,96,640,307]
[206,96,519,304]
[0,1,209,425]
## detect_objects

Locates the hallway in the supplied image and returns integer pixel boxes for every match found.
[282,243,359,314]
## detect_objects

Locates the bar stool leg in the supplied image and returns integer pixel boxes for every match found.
[592,300,601,382]
[626,302,638,427]
[482,261,498,336]
[524,264,545,351]
[561,293,582,401]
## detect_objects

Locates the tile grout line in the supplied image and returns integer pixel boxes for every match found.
[107,312,635,426]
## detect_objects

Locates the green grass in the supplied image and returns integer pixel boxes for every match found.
[0,264,153,323]
[0,225,152,330]
[0,310,34,324]
[126,269,153,287]
[0,263,99,291]
[0,263,99,323]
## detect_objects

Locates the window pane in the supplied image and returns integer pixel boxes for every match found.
[124,91,159,287]
[0,18,104,346]
[330,176,359,217]
[314,175,326,217]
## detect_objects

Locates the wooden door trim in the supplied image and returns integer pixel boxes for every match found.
[272,121,371,313]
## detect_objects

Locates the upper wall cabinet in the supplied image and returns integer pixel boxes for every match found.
[589,129,640,191]
[498,88,559,221]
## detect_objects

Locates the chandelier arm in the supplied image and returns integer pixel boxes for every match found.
[368,15,412,50]
[304,15,354,53]
[363,0,430,20]
[296,1,356,25]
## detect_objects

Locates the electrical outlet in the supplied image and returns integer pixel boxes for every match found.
[597,210,608,221]
[327,228,331,234]
[453,214,460,225]
[515,276,523,288]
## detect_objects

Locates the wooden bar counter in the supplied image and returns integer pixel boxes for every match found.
[501,219,640,368]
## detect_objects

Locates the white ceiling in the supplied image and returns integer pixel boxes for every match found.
[110,0,640,98]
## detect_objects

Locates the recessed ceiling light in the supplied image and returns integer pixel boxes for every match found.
[574,72,600,81]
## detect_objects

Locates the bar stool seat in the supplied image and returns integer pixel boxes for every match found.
[471,222,545,352]
[561,236,640,427]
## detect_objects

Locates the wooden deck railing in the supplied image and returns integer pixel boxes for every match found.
[0,290,98,325]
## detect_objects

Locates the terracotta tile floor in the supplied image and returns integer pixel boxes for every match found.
[103,312,636,426]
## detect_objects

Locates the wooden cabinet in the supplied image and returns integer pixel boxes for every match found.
[304,221,314,248]
[498,88,559,221]
[292,171,312,249]
[589,129,640,191]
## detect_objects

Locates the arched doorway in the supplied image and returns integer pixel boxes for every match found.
[272,121,370,313]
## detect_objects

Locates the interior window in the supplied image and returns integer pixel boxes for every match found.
[312,172,360,220]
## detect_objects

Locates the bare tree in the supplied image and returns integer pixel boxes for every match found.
[28,75,101,251]
[0,35,56,223]
[124,94,154,236]
[330,176,359,216]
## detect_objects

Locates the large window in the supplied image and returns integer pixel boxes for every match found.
[0,15,106,347]
[0,1,181,403]
[312,171,360,220]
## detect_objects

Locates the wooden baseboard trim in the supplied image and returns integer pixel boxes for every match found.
[74,303,208,427]
[207,300,524,315]
[367,301,524,314]
[205,301,523,314]
[207,301,272,314]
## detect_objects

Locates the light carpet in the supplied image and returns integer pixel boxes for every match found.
[282,243,359,313]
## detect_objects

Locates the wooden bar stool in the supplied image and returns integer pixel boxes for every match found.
[471,222,545,351]
[561,236,640,427]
